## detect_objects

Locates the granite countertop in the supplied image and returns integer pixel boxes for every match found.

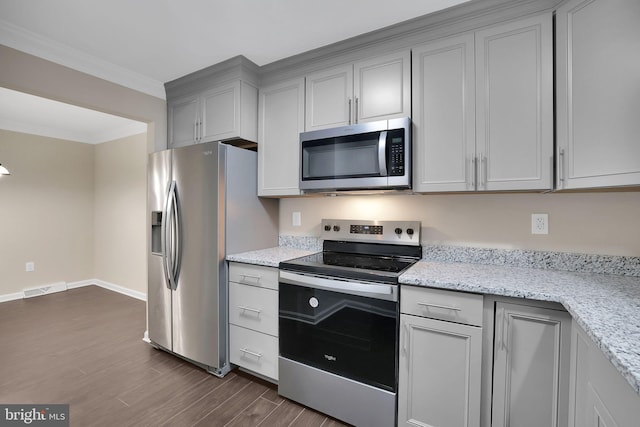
[227,246,314,268]
[227,245,640,396]
[402,261,640,395]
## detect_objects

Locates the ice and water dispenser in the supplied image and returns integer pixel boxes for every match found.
[151,211,162,255]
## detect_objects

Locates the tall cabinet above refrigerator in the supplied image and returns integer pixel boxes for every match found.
[147,141,278,376]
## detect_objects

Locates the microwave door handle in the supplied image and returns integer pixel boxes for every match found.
[378,130,388,176]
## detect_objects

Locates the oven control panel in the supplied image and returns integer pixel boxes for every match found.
[321,219,421,245]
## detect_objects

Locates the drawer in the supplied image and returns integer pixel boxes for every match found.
[229,262,278,291]
[230,324,278,381]
[401,285,483,327]
[229,282,278,336]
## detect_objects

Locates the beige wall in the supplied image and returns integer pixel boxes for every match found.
[94,134,147,294]
[0,130,95,295]
[0,130,148,298]
[280,191,640,256]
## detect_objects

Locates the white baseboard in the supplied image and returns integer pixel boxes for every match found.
[0,292,24,303]
[69,279,147,301]
[1,279,147,303]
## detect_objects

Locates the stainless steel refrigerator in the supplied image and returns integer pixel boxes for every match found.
[147,141,278,376]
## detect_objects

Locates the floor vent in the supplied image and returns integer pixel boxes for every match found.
[23,282,68,298]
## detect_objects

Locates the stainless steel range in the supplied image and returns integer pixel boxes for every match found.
[278,219,421,427]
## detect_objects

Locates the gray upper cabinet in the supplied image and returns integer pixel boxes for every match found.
[258,78,305,197]
[165,56,259,149]
[556,0,640,189]
[413,13,553,192]
[305,50,411,131]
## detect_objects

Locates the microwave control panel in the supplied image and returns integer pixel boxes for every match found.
[388,130,405,176]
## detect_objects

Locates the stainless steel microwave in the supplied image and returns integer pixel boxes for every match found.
[300,117,411,192]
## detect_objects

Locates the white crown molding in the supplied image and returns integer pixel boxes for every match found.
[0,117,146,144]
[0,18,166,100]
[89,122,148,144]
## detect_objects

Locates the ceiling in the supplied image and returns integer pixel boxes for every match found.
[0,0,471,143]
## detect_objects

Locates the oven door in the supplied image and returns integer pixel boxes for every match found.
[279,272,398,392]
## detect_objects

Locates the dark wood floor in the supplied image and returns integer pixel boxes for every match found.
[0,286,350,426]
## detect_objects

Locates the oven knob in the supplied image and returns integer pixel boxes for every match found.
[333,225,341,232]
[395,227,403,235]
[324,225,331,231]
[406,228,415,236]
[309,297,319,308]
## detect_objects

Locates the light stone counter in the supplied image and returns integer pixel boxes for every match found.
[226,246,314,268]
[227,241,640,396]
[401,261,640,395]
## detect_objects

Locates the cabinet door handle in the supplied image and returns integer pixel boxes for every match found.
[402,322,409,358]
[240,273,261,282]
[194,121,198,142]
[347,98,352,125]
[417,302,461,312]
[238,305,262,315]
[480,155,487,190]
[355,97,359,123]
[472,156,478,190]
[559,149,565,189]
[239,348,262,358]
[496,307,504,351]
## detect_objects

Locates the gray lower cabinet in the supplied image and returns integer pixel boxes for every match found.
[398,286,483,427]
[490,301,572,427]
[569,320,640,427]
[228,262,279,381]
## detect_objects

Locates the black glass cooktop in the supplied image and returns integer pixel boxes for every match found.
[279,241,422,284]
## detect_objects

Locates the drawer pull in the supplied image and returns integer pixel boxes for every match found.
[240,274,261,282]
[238,305,262,316]
[417,302,461,312]
[240,348,262,358]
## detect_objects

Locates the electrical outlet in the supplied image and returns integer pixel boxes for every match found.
[292,211,302,227]
[531,213,549,235]
[25,261,35,272]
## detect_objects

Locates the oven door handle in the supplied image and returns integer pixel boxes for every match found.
[279,271,398,302]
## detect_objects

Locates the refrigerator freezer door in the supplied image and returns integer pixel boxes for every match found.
[171,142,224,369]
[148,149,172,351]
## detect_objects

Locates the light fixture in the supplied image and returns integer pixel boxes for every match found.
[0,163,10,175]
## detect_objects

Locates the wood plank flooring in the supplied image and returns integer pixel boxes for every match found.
[0,286,350,426]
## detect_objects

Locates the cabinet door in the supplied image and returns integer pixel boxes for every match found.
[168,94,199,148]
[412,34,476,192]
[476,14,553,191]
[492,302,571,427]
[305,64,353,131]
[354,50,411,124]
[200,81,240,142]
[398,314,481,427]
[258,78,305,196]
[569,320,640,427]
[556,0,640,189]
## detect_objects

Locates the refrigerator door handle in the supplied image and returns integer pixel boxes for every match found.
[169,181,181,290]
[163,180,179,291]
